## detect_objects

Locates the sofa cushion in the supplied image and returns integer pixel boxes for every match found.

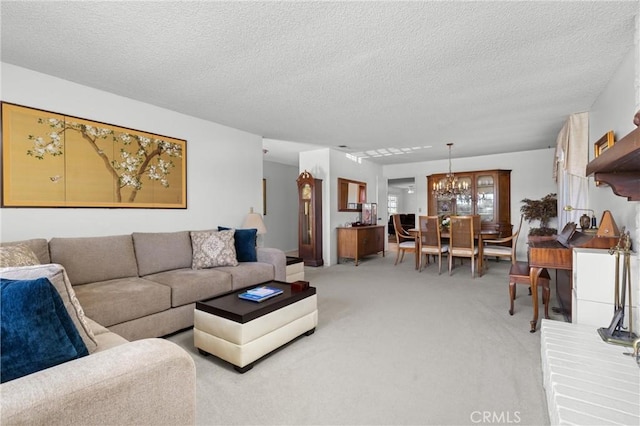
[143,268,233,307]
[0,264,98,353]
[72,277,171,327]
[83,318,129,352]
[132,231,192,276]
[218,227,258,262]
[190,230,238,269]
[49,235,139,285]
[0,244,40,267]
[215,263,275,290]
[1,239,51,264]
[1,277,88,383]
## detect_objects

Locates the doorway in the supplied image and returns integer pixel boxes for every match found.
[387,177,416,244]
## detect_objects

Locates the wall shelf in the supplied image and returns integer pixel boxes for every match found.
[586,126,640,201]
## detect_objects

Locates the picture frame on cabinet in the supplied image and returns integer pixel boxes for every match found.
[361,203,376,225]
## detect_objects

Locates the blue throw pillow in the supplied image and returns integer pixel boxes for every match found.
[1,277,89,383]
[218,227,258,262]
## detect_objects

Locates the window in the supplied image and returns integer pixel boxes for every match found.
[388,194,398,214]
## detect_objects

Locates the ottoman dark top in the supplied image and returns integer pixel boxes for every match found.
[194,280,317,372]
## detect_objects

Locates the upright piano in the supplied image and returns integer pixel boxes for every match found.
[527,222,619,332]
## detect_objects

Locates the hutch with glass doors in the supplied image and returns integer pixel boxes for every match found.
[427,169,512,237]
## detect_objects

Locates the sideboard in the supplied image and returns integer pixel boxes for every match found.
[337,225,385,266]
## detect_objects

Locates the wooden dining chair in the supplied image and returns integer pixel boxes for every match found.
[448,215,478,277]
[392,214,416,266]
[508,261,551,320]
[483,215,524,266]
[417,215,448,274]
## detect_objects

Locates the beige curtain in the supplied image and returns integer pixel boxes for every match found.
[553,112,589,179]
[553,112,589,230]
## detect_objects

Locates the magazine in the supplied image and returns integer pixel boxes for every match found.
[238,285,283,302]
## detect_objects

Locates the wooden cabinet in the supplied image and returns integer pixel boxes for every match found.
[427,169,512,237]
[297,171,323,267]
[336,225,385,266]
[572,248,639,329]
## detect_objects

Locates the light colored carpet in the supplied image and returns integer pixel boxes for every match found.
[167,254,557,425]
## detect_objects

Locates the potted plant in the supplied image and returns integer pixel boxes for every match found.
[520,193,558,241]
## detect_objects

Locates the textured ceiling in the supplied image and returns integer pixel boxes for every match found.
[1,1,637,165]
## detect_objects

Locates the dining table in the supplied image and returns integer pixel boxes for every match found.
[407,227,499,276]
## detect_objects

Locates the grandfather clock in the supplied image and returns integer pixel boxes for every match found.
[297,171,323,266]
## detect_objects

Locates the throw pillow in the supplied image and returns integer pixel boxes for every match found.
[1,277,89,383]
[0,264,98,353]
[0,244,41,267]
[218,227,258,262]
[190,230,238,269]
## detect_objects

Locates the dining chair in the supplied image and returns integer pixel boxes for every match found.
[448,215,478,277]
[392,214,416,266]
[483,215,524,266]
[508,261,551,321]
[417,215,448,274]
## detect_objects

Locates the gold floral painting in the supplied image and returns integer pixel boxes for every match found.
[2,103,186,208]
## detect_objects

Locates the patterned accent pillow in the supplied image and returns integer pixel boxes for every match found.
[190,230,238,269]
[0,244,41,267]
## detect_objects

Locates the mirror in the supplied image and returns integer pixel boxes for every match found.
[338,178,366,212]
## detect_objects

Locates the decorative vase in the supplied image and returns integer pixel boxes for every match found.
[579,214,591,231]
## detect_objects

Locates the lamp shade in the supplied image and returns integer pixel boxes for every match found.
[242,208,267,235]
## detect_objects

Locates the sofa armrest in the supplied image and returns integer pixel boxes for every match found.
[1,339,195,426]
[257,247,286,281]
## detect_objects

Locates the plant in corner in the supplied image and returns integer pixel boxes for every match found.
[520,193,558,237]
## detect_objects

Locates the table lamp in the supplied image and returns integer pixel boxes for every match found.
[242,207,267,246]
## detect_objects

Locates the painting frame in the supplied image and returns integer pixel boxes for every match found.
[594,130,615,158]
[1,102,187,208]
[593,130,615,187]
[262,178,267,215]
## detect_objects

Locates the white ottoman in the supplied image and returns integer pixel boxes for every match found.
[194,281,317,372]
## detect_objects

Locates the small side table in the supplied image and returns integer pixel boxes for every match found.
[286,256,304,283]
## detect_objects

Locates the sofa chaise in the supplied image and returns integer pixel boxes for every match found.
[0,229,287,425]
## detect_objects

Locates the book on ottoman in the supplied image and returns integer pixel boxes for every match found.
[238,285,283,302]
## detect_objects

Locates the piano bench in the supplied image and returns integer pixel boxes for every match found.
[509,261,551,318]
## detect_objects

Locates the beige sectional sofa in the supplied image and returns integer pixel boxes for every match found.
[11,231,285,341]
[0,230,287,425]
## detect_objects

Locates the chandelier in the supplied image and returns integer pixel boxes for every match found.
[432,143,471,201]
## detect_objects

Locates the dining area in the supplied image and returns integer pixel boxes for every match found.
[392,214,518,278]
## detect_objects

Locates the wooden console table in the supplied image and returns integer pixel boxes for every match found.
[337,225,385,266]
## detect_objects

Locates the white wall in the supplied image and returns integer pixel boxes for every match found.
[0,63,264,241]
[388,184,417,214]
[384,148,557,261]
[588,48,639,248]
[588,44,639,333]
[262,160,298,253]
[299,148,383,266]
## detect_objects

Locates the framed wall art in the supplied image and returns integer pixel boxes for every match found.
[262,178,267,215]
[593,130,615,187]
[594,130,615,158]
[2,103,186,208]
